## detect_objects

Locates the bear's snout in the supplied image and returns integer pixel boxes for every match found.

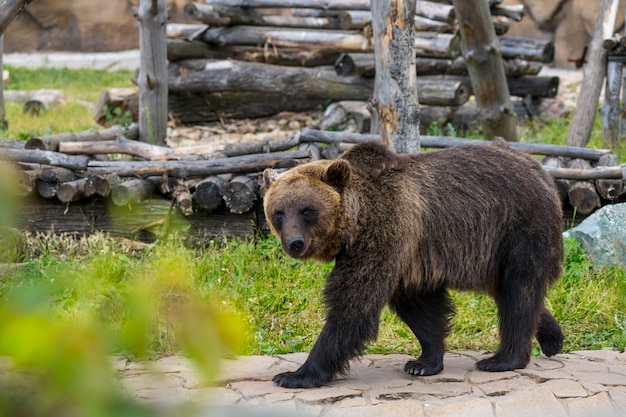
[285,236,306,258]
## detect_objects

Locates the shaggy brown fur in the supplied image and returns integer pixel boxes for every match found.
[263,141,564,389]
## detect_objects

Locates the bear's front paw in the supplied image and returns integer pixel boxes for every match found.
[404,359,443,376]
[272,371,325,389]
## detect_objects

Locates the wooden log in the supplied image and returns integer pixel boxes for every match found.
[567,0,619,147]
[415,0,455,23]
[15,196,259,241]
[594,153,625,200]
[335,54,542,77]
[15,168,41,197]
[111,178,157,206]
[0,138,25,149]
[169,59,372,99]
[453,0,517,141]
[87,149,311,177]
[371,0,420,152]
[136,0,168,145]
[541,156,569,201]
[57,178,88,203]
[297,128,612,160]
[199,0,370,10]
[414,14,451,32]
[167,38,341,66]
[416,78,470,106]
[84,174,122,198]
[602,60,622,147]
[93,87,139,127]
[26,124,139,152]
[202,26,372,51]
[490,4,525,21]
[566,159,601,215]
[0,148,89,170]
[166,23,208,40]
[159,175,194,216]
[413,32,460,58]
[499,37,555,63]
[35,167,76,199]
[184,3,344,28]
[193,176,227,211]
[222,175,258,214]
[0,0,32,36]
[23,89,65,115]
[443,75,559,98]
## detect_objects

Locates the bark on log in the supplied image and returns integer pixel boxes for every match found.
[0,0,32,36]
[443,75,559,98]
[87,149,311,177]
[166,23,208,40]
[601,60,622,147]
[15,168,41,197]
[499,37,554,63]
[35,167,76,199]
[297,128,612,160]
[136,0,168,146]
[370,0,420,153]
[594,153,625,200]
[167,38,341,65]
[567,0,619,148]
[416,78,471,106]
[452,0,518,141]
[415,1,455,23]
[335,54,542,77]
[197,0,371,10]
[185,3,344,29]
[566,159,601,215]
[57,178,88,203]
[26,125,139,152]
[111,178,158,206]
[222,175,258,214]
[0,148,89,170]
[193,176,227,211]
[84,174,122,198]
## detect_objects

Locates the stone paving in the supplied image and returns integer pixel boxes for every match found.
[117,350,626,417]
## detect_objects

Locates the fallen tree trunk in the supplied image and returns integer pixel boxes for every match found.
[499,37,555,63]
[0,148,89,170]
[86,149,311,177]
[25,124,139,152]
[335,53,542,77]
[297,128,612,160]
[184,3,344,29]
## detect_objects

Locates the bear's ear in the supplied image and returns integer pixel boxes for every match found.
[323,159,351,191]
[262,169,280,189]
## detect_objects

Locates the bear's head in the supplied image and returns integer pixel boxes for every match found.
[263,159,351,262]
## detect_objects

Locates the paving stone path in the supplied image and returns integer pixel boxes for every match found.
[117,350,626,416]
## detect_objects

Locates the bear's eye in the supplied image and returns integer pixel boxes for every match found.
[301,208,314,217]
[272,211,284,225]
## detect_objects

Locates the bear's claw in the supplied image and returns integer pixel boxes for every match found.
[404,360,444,376]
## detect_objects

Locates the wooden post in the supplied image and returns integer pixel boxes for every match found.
[602,58,622,147]
[0,35,7,131]
[567,0,619,148]
[451,0,517,141]
[0,0,32,36]
[137,0,168,145]
[370,0,421,153]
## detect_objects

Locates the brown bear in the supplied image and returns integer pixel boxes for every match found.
[262,140,564,389]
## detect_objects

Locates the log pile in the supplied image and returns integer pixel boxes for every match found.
[94,0,559,132]
[1,125,624,240]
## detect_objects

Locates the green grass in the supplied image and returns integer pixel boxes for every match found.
[2,232,624,358]
[2,66,134,139]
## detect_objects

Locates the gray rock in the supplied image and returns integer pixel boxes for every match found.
[563,203,626,268]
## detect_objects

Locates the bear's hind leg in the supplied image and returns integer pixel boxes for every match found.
[536,306,564,357]
[476,264,543,372]
[390,287,453,376]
